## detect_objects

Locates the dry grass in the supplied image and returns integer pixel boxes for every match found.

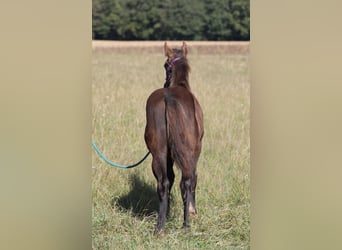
[92,40,249,55]
[92,42,250,249]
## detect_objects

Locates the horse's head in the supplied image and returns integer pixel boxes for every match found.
[163,42,188,88]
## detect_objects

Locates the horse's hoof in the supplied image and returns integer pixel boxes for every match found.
[190,212,198,219]
[182,222,190,228]
[154,228,166,237]
[182,224,191,233]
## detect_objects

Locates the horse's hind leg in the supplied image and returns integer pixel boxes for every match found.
[152,155,170,234]
[166,149,175,214]
[180,169,197,228]
[189,171,197,216]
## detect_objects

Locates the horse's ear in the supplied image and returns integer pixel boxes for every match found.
[164,42,174,58]
[182,41,188,57]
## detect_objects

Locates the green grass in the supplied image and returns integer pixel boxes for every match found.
[92,47,250,249]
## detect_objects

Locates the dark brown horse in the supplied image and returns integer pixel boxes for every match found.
[144,42,204,233]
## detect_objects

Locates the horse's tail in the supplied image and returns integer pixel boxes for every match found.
[165,95,184,168]
[164,93,203,170]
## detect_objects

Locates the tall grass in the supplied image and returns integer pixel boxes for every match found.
[92,45,250,249]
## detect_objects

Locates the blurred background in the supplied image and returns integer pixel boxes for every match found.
[92,0,249,41]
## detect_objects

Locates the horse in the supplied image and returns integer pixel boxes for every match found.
[144,42,204,234]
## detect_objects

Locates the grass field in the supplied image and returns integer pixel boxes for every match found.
[92,42,250,249]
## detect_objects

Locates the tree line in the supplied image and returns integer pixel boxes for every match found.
[93,0,249,41]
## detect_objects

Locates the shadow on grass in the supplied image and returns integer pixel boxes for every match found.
[112,173,159,218]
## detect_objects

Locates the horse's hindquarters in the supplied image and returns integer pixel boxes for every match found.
[144,89,168,155]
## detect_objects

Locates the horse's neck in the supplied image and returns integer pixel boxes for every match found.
[171,70,191,91]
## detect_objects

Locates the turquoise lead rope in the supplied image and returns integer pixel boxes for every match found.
[92,139,150,169]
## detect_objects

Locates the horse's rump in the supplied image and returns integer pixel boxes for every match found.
[145,87,203,177]
[144,88,168,154]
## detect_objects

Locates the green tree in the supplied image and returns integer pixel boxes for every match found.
[203,0,232,40]
[226,0,250,40]
[92,0,250,41]
[119,0,163,40]
[92,0,124,39]
[161,0,205,40]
